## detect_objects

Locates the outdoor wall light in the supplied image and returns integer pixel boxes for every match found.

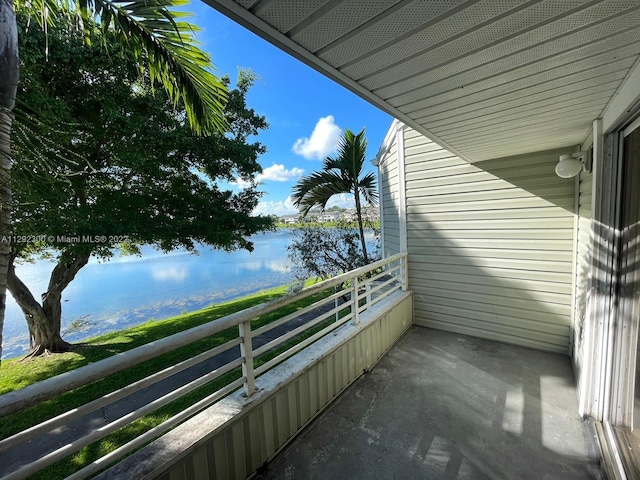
[555,151,592,178]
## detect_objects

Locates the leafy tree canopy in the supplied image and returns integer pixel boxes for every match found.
[12,0,229,135]
[12,11,271,259]
[287,222,380,283]
[7,12,272,355]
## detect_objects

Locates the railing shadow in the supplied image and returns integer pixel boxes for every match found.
[260,327,602,479]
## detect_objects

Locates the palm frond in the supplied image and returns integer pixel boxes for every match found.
[337,128,367,179]
[14,0,60,24]
[11,101,91,175]
[292,170,349,215]
[358,171,378,206]
[292,127,377,226]
[83,0,228,135]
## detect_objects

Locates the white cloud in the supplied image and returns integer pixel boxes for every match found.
[259,164,304,182]
[253,196,298,216]
[292,115,341,160]
[253,193,356,217]
[232,164,304,190]
[326,193,355,209]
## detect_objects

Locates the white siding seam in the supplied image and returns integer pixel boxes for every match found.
[397,127,407,254]
[377,158,384,256]
[569,173,580,357]
[578,118,602,418]
[379,129,400,257]
[375,119,403,167]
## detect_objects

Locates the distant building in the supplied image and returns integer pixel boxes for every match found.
[341,208,357,222]
[340,207,379,222]
[279,214,299,224]
[316,211,341,223]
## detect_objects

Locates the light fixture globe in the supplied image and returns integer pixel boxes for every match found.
[555,154,583,178]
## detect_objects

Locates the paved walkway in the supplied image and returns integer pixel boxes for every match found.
[0,297,345,476]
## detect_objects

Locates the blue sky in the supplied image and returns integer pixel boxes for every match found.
[189,1,392,216]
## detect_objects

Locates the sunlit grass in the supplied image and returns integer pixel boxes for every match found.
[0,279,348,479]
[0,283,295,395]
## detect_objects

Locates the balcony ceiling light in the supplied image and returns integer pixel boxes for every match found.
[555,151,591,178]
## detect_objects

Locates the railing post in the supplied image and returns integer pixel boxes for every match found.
[239,320,256,397]
[402,255,408,291]
[353,276,360,324]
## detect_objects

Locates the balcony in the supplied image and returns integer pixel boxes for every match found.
[0,252,602,479]
[259,327,602,479]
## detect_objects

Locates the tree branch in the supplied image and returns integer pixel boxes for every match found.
[45,251,91,300]
[7,252,47,348]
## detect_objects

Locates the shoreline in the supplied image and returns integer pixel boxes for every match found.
[2,230,296,360]
[1,280,300,362]
[0,277,321,392]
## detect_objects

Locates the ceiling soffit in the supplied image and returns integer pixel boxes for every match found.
[207,0,640,162]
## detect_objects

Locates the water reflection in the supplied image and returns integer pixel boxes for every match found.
[150,266,189,282]
[231,258,291,274]
[2,230,295,359]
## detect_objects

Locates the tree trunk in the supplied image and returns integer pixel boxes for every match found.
[353,188,369,265]
[0,0,20,365]
[7,251,91,357]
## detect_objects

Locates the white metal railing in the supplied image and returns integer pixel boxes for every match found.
[0,253,407,480]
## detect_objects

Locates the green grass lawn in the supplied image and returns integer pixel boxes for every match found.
[0,281,323,394]
[0,280,346,479]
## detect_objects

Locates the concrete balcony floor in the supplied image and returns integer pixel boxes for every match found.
[258,327,603,480]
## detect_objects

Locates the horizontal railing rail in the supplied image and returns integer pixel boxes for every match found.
[0,252,407,480]
[0,337,243,450]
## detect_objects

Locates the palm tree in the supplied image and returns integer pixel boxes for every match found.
[0,0,228,363]
[292,128,378,264]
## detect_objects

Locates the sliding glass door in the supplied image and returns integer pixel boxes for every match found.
[610,120,640,478]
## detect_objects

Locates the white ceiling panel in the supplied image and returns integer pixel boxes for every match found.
[253,0,329,33]
[289,0,399,51]
[426,85,619,128]
[339,0,536,80]
[371,13,640,97]
[456,120,596,148]
[205,0,640,162]
[235,0,258,7]
[317,0,470,66]
[389,54,638,110]
[409,65,631,118]
[433,95,615,137]
[356,0,605,89]
[442,106,608,143]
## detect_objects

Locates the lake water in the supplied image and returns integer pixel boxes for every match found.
[1,229,296,359]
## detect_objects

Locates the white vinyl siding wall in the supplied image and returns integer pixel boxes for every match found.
[380,131,401,257]
[401,127,576,353]
[572,168,593,395]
